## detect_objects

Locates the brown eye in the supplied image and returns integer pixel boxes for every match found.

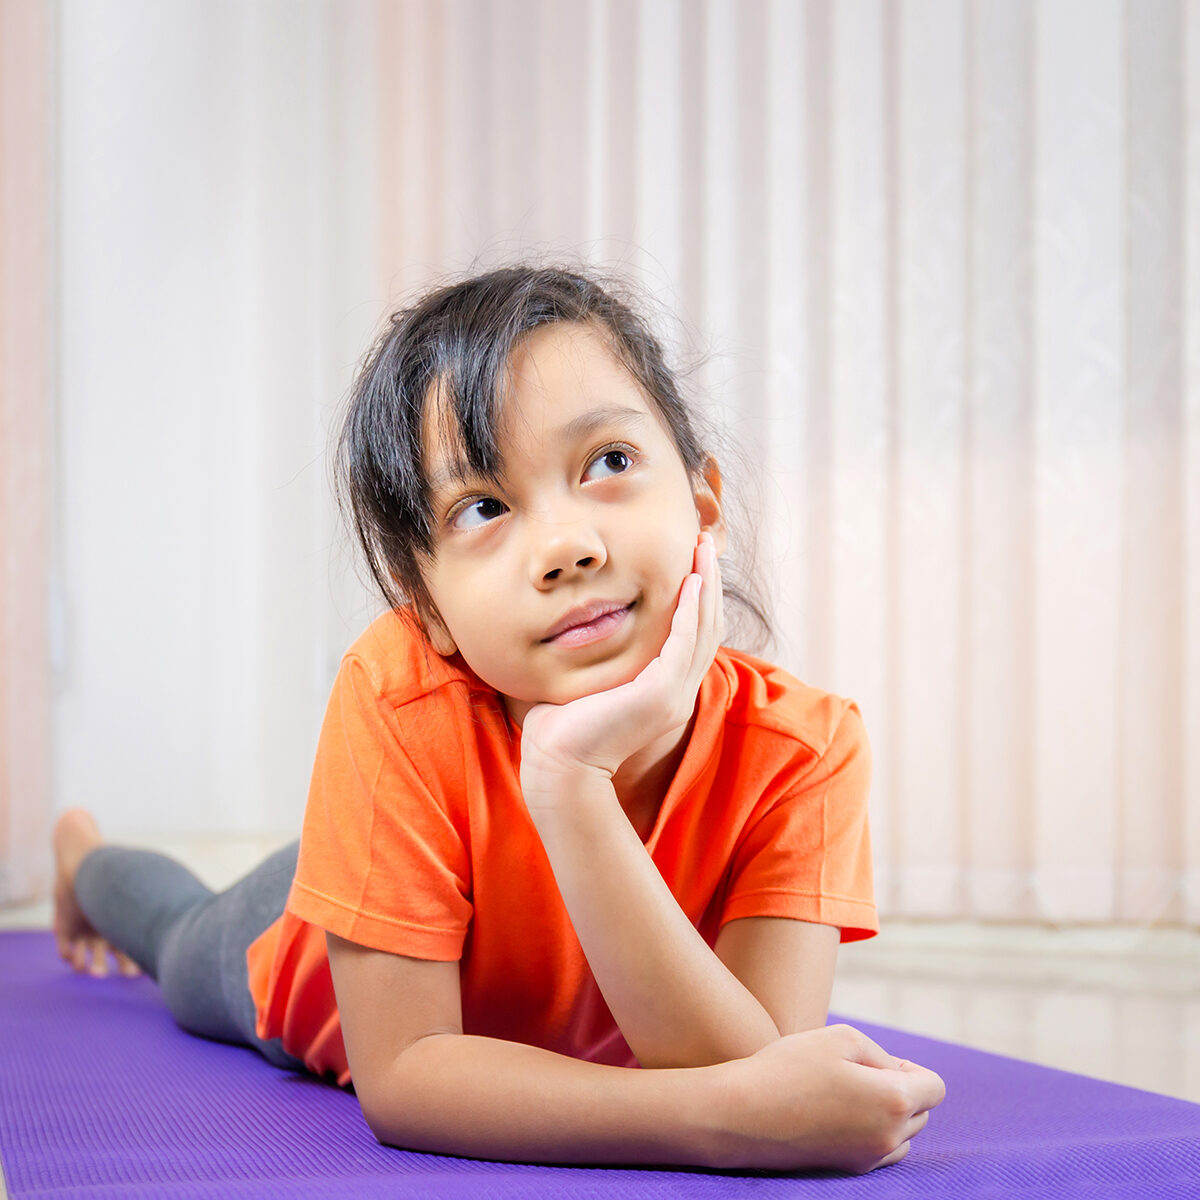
[451,496,507,530]
[584,448,633,481]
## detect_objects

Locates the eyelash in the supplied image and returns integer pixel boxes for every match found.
[445,441,639,530]
[585,441,638,479]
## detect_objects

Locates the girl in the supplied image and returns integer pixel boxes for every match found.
[52,265,944,1174]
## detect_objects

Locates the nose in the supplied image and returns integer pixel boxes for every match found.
[530,517,607,588]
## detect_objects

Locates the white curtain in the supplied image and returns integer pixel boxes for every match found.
[39,0,1199,926]
[372,0,1200,926]
[51,0,383,844]
[0,0,54,905]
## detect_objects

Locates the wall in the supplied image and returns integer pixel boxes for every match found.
[52,0,381,840]
[4,0,1196,924]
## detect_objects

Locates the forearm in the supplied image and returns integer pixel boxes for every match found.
[529,774,780,1068]
[366,1031,732,1167]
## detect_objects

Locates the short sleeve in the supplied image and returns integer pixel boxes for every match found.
[721,702,878,943]
[287,652,474,960]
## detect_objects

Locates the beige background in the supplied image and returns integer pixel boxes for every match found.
[1,0,1197,931]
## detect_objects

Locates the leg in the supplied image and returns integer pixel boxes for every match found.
[57,810,305,1071]
[152,840,305,1069]
[71,845,214,980]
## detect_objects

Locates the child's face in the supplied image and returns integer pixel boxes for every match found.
[418,320,725,724]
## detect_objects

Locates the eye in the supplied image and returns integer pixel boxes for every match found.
[583,446,634,482]
[450,496,507,531]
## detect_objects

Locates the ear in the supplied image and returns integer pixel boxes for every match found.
[693,455,727,556]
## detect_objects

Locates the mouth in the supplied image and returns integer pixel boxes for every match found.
[541,599,637,647]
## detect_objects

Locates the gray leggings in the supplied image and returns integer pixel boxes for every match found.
[74,840,306,1072]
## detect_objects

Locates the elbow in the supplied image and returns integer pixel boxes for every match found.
[357,1030,459,1148]
[359,1084,404,1149]
[356,1076,403,1148]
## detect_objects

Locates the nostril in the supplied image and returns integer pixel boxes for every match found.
[577,556,594,568]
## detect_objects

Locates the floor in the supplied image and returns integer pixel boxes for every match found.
[5,834,1199,1108]
[832,921,1200,1105]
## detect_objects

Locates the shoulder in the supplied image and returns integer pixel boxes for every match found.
[715,647,865,748]
[340,609,490,712]
[713,647,869,776]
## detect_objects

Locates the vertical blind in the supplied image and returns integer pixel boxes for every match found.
[373,0,1198,925]
[3,0,1195,926]
[0,0,53,905]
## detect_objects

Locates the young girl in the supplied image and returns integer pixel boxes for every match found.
[52,265,944,1174]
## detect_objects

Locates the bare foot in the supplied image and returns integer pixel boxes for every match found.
[52,809,141,978]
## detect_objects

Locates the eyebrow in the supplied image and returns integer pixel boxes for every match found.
[555,405,652,446]
[426,405,651,502]
[426,457,487,505]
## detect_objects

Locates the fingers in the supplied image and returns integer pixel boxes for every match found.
[674,532,723,694]
[655,573,702,684]
[873,1140,911,1170]
[829,1025,946,1113]
[904,1108,931,1140]
[693,533,721,660]
[897,1062,947,1113]
[699,530,725,645]
[829,1023,895,1069]
[651,532,724,701]
[656,549,703,670]
[866,1111,929,1173]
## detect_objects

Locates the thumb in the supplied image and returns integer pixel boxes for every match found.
[826,1023,903,1069]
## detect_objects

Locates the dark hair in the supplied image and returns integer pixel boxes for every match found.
[335,264,771,650]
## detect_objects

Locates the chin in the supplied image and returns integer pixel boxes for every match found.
[556,656,650,704]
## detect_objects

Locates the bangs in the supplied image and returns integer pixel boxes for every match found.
[418,301,595,512]
[421,341,511,499]
[412,343,530,545]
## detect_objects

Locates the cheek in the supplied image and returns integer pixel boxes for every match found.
[428,558,527,665]
[633,501,700,580]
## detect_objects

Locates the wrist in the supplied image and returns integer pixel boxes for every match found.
[519,745,616,811]
[675,1060,746,1170]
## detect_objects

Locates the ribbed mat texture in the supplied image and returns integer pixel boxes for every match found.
[2,930,1198,1197]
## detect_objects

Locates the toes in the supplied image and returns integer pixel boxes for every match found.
[87,938,110,977]
[60,933,137,978]
[116,952,142,978]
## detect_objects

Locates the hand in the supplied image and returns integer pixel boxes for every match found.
[706,1024,947,1174]
[519,532,724,793]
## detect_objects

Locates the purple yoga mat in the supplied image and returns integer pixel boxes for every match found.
[1,930,1197,1198]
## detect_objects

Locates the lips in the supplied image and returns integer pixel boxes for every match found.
[541,599,635,643]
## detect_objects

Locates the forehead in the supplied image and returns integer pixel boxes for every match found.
[421,322,660,489]
[507,321,640,408]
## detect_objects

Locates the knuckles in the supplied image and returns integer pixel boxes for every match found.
[825,1023,867,1053]
[879,1081,915,1122]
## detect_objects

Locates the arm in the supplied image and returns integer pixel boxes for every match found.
[327,932,945,1172]
[529,772,839,1067]
[714,916,840,1034]
[520,533,839,1067]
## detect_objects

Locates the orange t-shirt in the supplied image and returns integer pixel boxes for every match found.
[246,611,877,1086]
